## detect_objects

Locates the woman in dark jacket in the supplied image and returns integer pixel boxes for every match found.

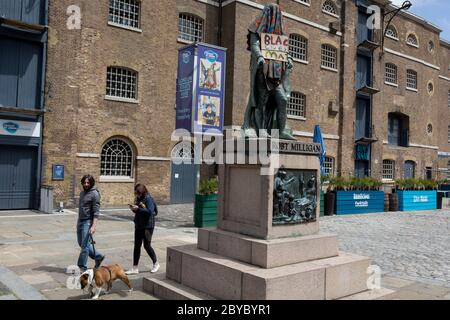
[125,184,159,275]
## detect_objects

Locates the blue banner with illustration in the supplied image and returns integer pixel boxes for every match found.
[175,45,196,131]
[193,44,226,135]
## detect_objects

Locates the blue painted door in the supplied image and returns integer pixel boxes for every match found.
[170,162,198,204]
[0,37,42,109]
[357,10,373,44]
[0,146,38,209]
[356,55,372,90]
[404,161,415,179]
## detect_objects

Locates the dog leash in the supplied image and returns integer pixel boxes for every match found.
[90,233,99,271]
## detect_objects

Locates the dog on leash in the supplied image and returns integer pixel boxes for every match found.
[79,264,133,299]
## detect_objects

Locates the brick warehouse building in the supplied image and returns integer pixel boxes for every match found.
[2,0,450,209]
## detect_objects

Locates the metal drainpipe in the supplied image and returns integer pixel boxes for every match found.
[337,0,347,177]
[218,0,223,46]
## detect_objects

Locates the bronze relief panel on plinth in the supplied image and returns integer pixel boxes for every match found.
[273,167,317,225]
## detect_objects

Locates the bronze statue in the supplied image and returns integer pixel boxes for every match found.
[241,3,296,140]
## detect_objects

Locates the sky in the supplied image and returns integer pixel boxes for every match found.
[390,0,450,41]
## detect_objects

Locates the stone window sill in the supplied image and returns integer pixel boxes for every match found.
[321,65,338,73]
[107,22,142,33]
[288,115,306,121]
[292,58,309,65]
[385,81,398,87]
[99,176,135,183]
[105,96,139,104]
[406,87,418,92]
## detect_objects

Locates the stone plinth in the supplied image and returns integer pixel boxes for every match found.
[218,153,320,239]
[198,228,339,268]
[145,244,371,300]
[143,138,392,300]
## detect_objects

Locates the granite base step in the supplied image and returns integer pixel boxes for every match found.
[144,244,377,300]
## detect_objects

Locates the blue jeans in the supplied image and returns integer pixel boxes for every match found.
[77,219,104,271]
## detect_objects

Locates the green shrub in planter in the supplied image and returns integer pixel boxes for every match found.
[194,178,218,228]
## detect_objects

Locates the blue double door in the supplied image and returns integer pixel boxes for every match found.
[0,145,38,210]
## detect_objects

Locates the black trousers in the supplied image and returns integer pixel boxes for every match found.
[133,228,157,266]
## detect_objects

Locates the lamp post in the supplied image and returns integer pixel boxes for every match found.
[381,1,412,55]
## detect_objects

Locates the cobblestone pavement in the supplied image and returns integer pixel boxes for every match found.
[320,210,450,289]
[101,204,194,229]
[0,207,449,299]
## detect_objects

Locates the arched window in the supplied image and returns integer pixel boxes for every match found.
[385,63,397,85]
[382,160,395,180]
[404,161,415,179]
[406,69,417,90]
[106,66,138,100]
[406,33,419,47]
[287,92,306,118]
[322,0,338,17]
[178,13,204,43]
[385,25,398,40]
[171,142,195,164]
[108,0,141,29]
[101,139,134,177]
[289,34,308,62]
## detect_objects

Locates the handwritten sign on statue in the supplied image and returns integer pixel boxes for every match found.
[260,33,289,62]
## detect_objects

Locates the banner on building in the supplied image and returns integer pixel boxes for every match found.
[0,119,41,137]
[175,43,226,135]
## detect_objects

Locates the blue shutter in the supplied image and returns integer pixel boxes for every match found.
[356,98,370,139]
[0,0,23,22]
[22,0,45,25]
[0,0,45,25]
[17,41,41,109]
[0,37,20,108]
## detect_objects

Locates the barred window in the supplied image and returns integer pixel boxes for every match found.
[322,0,338,16]
[406,69,417,89]
[385,25,398,40]
[289,34,308,62]
[448,90,450,107]
[101,139,133,177]
[324,157,334,176]
[448,161,450,179]
[297,0,310,5]
[321,44,337,70]
[178,13,204,43]
[385,63,397,85]
[382,160,395,180]
[288,92,306,118]
[406,34,418,47]
[108,0,140,29]
[106,67,138,100]
[447,125,450,142]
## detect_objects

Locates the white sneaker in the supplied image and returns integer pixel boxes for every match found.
[151,262,160,273]
[125,267,139,275]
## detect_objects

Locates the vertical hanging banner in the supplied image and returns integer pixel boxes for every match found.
[176,44,196,131]
[176,43,226,135]
[194,44,226,135]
